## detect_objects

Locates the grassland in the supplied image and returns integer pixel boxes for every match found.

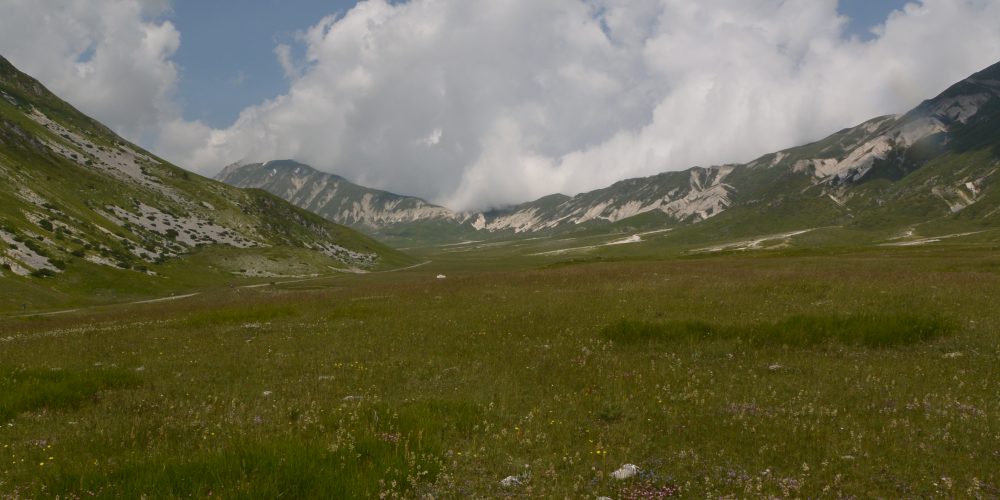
[1,242,999,497]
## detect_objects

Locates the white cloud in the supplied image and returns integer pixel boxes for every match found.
[416,128,443,147]
[274,43,300,80]
[0,0,179,143]
[4,1,1000,211]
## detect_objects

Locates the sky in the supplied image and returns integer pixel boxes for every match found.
[166,0,907,130]
[2,0,1000,211]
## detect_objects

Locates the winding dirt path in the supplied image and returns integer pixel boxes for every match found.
[8,261,433,318]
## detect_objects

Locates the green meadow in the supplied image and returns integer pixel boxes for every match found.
[1,240,1000,497]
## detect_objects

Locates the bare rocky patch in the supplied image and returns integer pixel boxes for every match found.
[0,228,58,275]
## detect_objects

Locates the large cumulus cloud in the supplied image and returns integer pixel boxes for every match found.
[4,1,1000,211]
[0,0,179,143]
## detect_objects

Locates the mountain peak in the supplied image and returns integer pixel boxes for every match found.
[216,160,462,238]
[262,159,312,170]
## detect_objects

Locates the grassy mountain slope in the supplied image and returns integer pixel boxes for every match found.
[551,59,1000,253]
[0,56,414,311]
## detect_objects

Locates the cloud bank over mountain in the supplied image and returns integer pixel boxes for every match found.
[4,0,1000,210]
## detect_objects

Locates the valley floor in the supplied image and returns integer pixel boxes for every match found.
[1,245,999,497]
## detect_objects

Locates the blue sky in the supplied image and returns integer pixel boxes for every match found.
[167,0,358,128]
[168,0,911,129]
[841,0,912,37]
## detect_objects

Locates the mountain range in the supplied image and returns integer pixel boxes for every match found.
[3,51,999,302]
[0,55,412,305]
[218,60,1000,245]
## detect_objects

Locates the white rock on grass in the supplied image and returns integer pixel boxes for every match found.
[499,475,521,488]
[612,463,640,480]
[437,274,447,279]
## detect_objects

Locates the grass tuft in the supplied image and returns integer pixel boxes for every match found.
[0,367,140,422]
[602,313,956,348]
[751,313,956,347]
[601,319,719,344]
[64,438,421,498]
[43,399,478,498]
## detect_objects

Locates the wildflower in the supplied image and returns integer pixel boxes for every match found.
[378,432,401,443]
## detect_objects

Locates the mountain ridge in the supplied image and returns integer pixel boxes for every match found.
[220,59,1000,245]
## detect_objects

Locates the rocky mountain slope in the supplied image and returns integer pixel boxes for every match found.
[218,160,734,242]
[220,60,1000,245]
[216,160,476,241]
[0,55,412,294]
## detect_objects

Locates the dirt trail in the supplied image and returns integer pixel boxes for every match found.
[8,261,433,318]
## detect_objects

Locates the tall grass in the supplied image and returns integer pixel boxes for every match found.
[44,399,478,498]
[0,367,140,422]
[1,247,998,497]
[180,304,298,327]
[602,313,956,347]
[57,436,421,497]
